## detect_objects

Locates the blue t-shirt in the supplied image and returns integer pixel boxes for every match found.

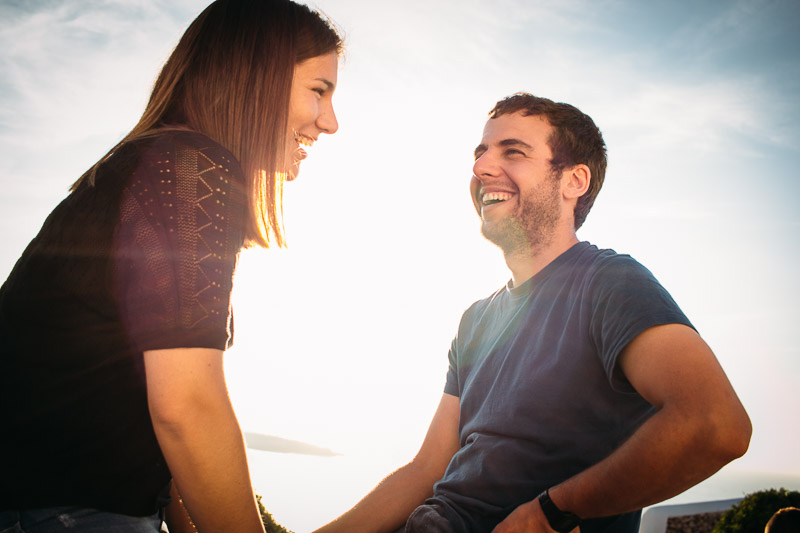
[431,242,693,532]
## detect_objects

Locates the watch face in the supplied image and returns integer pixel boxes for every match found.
[538,491,581,533]
[555,515,581,533]
[550,514,580,533]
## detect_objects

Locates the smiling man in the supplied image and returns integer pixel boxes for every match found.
[315,93,752,533]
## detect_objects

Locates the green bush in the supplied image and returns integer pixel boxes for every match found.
[713,488,800,532]
[256,494,294,533]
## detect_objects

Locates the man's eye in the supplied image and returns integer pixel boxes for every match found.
[505,149,524,156]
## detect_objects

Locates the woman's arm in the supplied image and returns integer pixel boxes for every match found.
[144,347,265,533]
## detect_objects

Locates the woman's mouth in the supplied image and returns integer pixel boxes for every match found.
[293,133,316,161]
[295,132,315,148]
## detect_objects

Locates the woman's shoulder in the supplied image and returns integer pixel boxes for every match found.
[120,130,247,202]
[141,129,243,177]
[151,129,228,151]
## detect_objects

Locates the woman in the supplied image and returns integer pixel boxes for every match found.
[0,1,342,531]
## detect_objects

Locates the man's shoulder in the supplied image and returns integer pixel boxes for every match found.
[458,244,657,321]
[565,242,652,280]
[463,285,508,316]
[461,243,637,305]
[568,241,630,264]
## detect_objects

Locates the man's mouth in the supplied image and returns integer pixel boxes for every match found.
[481,192,513,206]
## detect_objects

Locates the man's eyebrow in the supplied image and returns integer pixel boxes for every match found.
[474,138,533,159]
[498,138,533,150]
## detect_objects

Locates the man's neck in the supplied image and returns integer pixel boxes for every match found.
[505,232,579,288]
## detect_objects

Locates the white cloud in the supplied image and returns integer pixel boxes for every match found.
[601,78,776,154]
[0,1,194,148]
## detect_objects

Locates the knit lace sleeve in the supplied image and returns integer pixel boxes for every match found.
[114,132,247,352]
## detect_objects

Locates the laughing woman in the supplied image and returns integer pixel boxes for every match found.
[0,1,342,532]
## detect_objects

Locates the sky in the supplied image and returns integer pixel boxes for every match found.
[1,0,799,531]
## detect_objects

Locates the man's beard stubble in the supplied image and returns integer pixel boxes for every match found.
[480,175,561,258]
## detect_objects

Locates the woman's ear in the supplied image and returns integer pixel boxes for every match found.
[562,164,591,200]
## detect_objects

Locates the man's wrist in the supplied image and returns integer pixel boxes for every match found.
[537,489,582,533]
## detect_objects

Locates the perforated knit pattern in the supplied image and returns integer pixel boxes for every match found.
[116,132,246,351]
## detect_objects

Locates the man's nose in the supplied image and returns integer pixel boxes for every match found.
[472,152,499,178]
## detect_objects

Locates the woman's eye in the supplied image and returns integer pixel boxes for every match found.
[312,88,325,97]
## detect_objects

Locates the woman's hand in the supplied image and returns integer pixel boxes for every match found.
[164,482,197,533]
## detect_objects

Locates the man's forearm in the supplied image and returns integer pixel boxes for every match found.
[317,393,461,533]
[493,401,749,533]
[549,401,750,519]
[548,327,752,520]
[314,459,443,533]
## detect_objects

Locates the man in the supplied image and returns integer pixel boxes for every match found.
[315,93,752,533]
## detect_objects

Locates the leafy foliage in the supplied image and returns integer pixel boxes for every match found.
[256,494,294,533]
[712,488,800,532]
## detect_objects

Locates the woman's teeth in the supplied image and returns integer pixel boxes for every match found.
[295,134,314,147]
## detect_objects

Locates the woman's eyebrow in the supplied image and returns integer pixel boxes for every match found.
[315,78,336,91]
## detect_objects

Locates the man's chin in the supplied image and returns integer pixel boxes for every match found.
[480,221,526,255]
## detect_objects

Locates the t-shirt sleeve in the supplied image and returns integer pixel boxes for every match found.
[444,302,485,398]
[589,255,694,392]
[114,133,247,353]
[444,336,460,397]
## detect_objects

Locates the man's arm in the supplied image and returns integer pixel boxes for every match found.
[493,323,752,532]
[145,347,266,533]
[314,393,461,533]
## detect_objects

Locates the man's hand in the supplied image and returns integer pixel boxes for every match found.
[491,500,579,533]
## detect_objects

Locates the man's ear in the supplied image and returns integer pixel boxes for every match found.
[562,164,591,200]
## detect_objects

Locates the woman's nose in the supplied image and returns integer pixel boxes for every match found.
[318,102,338,134]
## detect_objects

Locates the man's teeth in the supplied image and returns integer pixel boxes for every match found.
[482,192,512,205]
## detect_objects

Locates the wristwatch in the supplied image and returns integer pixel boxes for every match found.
[537,489,582,533]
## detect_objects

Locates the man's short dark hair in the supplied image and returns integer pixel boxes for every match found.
[489,93,607,230]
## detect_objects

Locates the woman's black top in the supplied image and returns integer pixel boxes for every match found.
[0,130,247,516]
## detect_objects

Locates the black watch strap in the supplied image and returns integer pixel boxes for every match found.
[538,489,582,533]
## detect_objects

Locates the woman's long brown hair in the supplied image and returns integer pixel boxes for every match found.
[72,0,343,248]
